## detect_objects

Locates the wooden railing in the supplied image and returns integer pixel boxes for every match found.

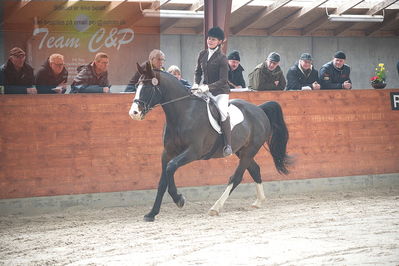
[1,89,398,199]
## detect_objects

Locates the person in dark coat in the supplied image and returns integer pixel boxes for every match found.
[167,65,191,90]
[35,53,68,94]
[0,47,36,94]
[286,53,320,90]
[227,50,246,88]
[71,52,110,93]
[319,51,352,90]
[248,52,286,91]
[193,26,232,157]
[124,49,166,92]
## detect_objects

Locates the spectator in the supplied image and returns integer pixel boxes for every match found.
[71,52,110,93]
[227,50,246,88]
[286,53,320,90]
[167,65,191,90]
[0,47,36,94]
[319,51,351,90]
[248,52,286,91]
[125,49,166,92]
[36,53,68,94]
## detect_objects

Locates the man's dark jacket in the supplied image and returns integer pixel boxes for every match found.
[286,63,319,90]
[228,64,246,88]
[0,60,34,94]
[71,63,110,93]
[194,48,230,96]
[35,58,68,94]
[319,61,351,90]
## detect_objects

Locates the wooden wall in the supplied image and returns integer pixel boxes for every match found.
[1,90,399,199]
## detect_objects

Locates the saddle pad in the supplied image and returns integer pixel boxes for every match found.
[207,102,244,134]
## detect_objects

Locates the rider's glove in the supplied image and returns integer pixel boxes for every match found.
[191,83,199,91]
[198,85,209,93]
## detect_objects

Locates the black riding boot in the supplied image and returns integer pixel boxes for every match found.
[221,116,232,157]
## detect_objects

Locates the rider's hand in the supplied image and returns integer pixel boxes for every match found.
[191,83,199,91]
[198,85,209,93]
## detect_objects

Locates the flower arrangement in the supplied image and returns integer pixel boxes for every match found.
[370,63,386,84]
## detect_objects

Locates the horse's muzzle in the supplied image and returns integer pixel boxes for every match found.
[129,102,145,120]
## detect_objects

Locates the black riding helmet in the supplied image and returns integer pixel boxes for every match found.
[207,26,225,41]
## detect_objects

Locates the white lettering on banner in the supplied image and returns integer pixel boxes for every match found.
[32,27,134,52]
[33,28,80,49]
[394,95,399,108]
[88,27,134,52]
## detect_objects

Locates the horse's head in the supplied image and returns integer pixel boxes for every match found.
[129,62,162,120]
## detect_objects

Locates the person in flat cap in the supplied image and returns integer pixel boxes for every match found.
[0,47,36,94]
[227,50,246,89]
[193,26,232,157]
[248,52,286,91]
[319,51,352,90]
[286,53,320,91]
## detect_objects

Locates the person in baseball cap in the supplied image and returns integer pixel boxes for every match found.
[0,47,36,94]
[319,51,352,90]
[227,50,246,88]
[248,51,286,91]
[286,53,320,90]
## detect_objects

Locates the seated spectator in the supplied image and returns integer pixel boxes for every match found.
[319,51,351,90]
[286,53,320,90]
[0,47,36,94]
[167,65,191,90]
[248,52,286,91]
[125,49,165,92]
[71,52,110,93]
[36,53,68,94]
[227,50,246,88]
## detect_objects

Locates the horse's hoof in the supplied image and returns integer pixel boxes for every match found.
[144,214,155,222]
[208,209,219,216]
[176,195,185,208]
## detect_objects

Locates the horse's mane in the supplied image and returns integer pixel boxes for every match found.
[156,70,191,95]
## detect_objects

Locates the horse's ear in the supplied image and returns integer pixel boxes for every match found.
[145,61,153,76]
[137,62,144,75]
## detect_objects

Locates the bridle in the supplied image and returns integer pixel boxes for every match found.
[133,77,162,115]
[133,75,193,112]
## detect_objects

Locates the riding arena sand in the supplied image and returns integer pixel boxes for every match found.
[1,188,398,265]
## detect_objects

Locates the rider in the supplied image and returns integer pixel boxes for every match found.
[192,26,232,157]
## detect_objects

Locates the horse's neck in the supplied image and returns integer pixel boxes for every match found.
[161,86,201,126]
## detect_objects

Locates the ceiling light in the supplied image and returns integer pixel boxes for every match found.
[142,9,204,19]
[328,14,384,22]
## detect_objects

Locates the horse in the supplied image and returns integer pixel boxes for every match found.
[129,62,290,222]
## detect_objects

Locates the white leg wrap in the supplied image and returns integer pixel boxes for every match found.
[209,184,233,216]
[251,183,266,208]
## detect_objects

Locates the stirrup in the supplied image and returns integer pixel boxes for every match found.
[223,145,232,157]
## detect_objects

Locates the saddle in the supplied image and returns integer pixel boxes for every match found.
[196,92,244,134]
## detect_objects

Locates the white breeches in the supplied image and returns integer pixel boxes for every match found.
[209,93,229,121]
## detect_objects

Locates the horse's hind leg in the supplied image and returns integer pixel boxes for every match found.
[247,159,266,208]
[209,157,251,216]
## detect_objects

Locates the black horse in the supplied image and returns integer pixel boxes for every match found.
[129,62,290,222]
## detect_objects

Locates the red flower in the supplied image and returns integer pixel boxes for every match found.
[370,76,378,81]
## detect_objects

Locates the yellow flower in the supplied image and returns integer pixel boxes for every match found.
[378,63,384,67]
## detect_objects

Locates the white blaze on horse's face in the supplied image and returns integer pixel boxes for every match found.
[129,83,144,120]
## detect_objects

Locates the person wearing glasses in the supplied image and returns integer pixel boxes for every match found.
[35,53,68,94]
[124,49,166,92]
[0,47,36,94]
[71,52,111,93]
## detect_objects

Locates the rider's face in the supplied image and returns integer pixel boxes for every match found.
[207,37,222,49]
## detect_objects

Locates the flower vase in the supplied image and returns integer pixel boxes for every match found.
[371,81,387,89]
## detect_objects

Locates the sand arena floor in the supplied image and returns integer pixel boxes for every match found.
[1,188,398,265]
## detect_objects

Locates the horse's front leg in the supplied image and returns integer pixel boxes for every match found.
[144,148,197,222]
[144,150,171,222]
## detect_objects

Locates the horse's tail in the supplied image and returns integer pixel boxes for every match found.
[259,101,291,175]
